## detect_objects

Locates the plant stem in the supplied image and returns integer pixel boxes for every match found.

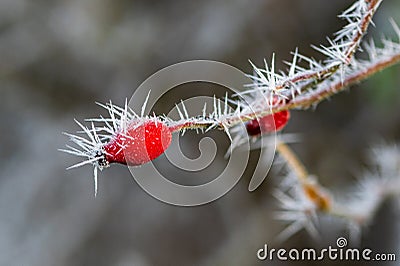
[276,141,309,182]
[276,141,332,212]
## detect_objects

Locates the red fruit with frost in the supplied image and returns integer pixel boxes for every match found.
[246,110,290,136]
[104,120,172,166]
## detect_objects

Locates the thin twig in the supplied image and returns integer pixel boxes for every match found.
[276,141,309,182]
[169,50,400,133]
[276,141,332,212]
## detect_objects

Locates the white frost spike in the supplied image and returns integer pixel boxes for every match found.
[274,188,319,242]
[94,167,98,197]
[295,52,321,69]
[180,100,189,119]
[141,90,151,118]
[66,157,100,170]
[248,60,269,90]
[390,18,400,41]
[61,99,143,197]
[224,92,228,115]
[269,53,276,90]
[212,96,217,118]
[121,98,128,132]
[202,103,207,118]
[288,48,298,77]
[175,104,185,120]
[311,39,349,63]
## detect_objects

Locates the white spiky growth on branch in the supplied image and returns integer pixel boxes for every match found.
[59,100,135,196]
[60,95,164,196]
[60,0,400,240]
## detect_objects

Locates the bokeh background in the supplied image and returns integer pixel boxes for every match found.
[1,0,400,265]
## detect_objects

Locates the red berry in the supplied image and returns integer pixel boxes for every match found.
[104,120,172,166]
[246,110,290,136]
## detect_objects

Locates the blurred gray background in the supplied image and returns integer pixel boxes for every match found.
[1,0,400,265]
